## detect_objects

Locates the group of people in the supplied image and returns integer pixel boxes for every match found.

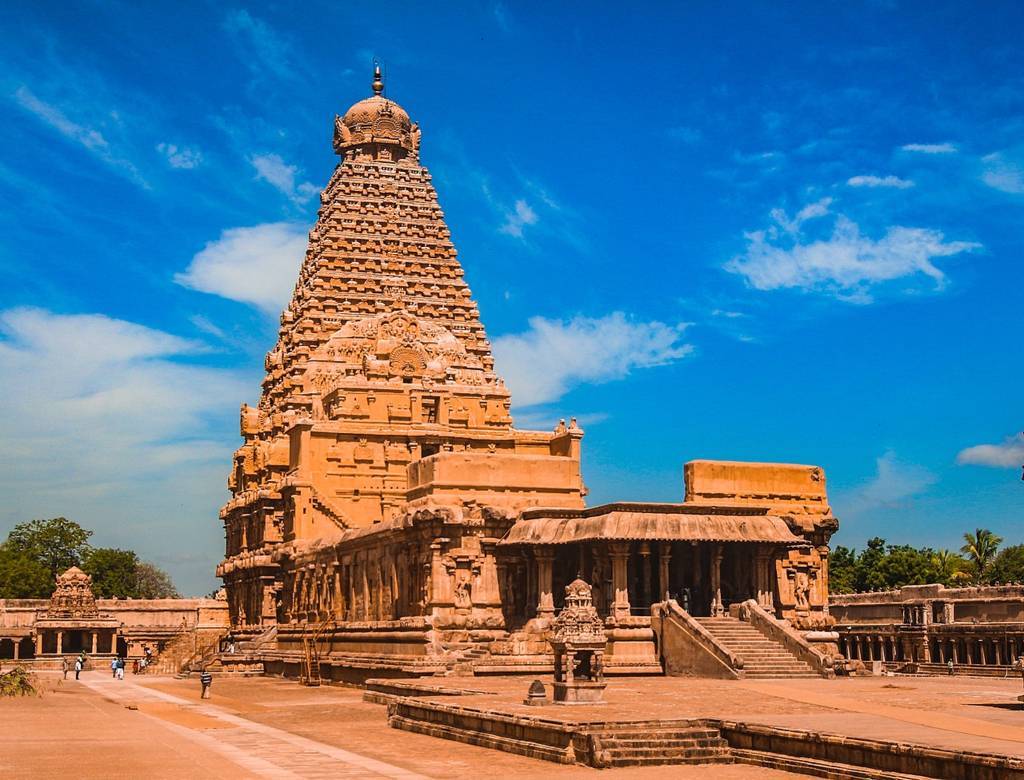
[60,645,156,681]
[60,652,88,680]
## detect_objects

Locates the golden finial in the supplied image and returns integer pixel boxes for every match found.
[372,63,384,96]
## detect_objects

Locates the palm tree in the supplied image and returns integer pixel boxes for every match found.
[931,549,970,585]
[960,528,1003,584]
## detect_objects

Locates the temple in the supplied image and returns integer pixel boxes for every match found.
[216,68,839,680]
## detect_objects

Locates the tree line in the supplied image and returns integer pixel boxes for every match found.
[829,528,1023,594]
[0,517,179,599]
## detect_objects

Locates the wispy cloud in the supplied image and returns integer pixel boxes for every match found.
[499,199,538,238]
[725,198,980,303]
[847,174,914,189]
[957,433,1024,468]
[156,143,202,170]
[223,10,297,83]
[12,86,149,188]
[837,451,937,517]
[981,151,1024,194]
[493,313,693,407]
[250,153,318,204]
[175,222,308,313]
[0,308,247,592]
[901,142,957,154]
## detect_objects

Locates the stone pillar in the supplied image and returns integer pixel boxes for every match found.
[35,633,43,656]
[56,631,63,655]
[755,547,771,611]
[477,540,503,608]
[979,640,987,665]
[639,543,651,610]
[91,632,98,654]
[534,546,556,619]
[658,543,671,602]
[13,639,19,660]
[710,544,724,617]
[609,542,632,621]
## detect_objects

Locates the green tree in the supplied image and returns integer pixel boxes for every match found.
[960,528,1003,584]
[828,545,857,593]
[989,544,1024,584]
[82,548,139,598]
[875,544,936,588]
[930,549,970,586]
[5,517,92,581]
[134,562,180,598]
[854,537,888,591]
[0,544,52,598]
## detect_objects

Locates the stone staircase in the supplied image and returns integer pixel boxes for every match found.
[591,725,731,767]
[695,616,818,678]
[152,630,222,676]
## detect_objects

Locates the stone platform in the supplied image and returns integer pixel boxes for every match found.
[370,674,1024,777]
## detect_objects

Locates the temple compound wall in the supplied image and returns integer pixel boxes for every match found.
[0,567,228,663]
[832,584,1024,669]
[217,69,839,680]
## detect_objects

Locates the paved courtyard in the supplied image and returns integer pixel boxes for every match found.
[2,670,1024,778]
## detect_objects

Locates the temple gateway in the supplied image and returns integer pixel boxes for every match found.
[216,69,839,680]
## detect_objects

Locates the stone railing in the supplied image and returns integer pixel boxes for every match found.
[310,488,349,531]
[737,599,834,678]
[651,600,743,679]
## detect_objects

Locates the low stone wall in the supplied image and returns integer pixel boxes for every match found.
[385,696,1024,777]
[721,720,1024,780]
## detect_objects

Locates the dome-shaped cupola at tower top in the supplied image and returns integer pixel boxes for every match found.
[333,65,421,161]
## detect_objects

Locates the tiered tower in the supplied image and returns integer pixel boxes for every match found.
[218,69,583,633]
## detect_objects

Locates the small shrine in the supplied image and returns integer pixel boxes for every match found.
[551,578,607,704]
[33,567,119,657]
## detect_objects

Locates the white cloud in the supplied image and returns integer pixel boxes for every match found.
[901,142,957,154]
[157,142,202,169]
[223,10,298,83]
[0,308,249,594]
[499,199,538,238]
[492,312,693,407]
[175,222,307,312]
[847,174,914,189]
[13,86,148,188]
[957,433,1024,468]
[726,199,980,303]
[838,451,937,517]
[250,153,318,204]
[981,152,1024,194]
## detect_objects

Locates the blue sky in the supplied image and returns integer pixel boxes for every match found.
[1,2,1021,595]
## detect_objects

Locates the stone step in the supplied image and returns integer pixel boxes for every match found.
[603,748,733,766]
[601,730,721,741]
[603,737,728,750]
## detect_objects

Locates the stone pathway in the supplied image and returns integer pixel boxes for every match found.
[82,676,428,780]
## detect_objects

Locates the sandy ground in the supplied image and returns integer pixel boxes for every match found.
[0,670,798,779]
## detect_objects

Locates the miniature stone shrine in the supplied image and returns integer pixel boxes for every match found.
[551,579,607,704]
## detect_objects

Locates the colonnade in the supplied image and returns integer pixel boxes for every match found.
[840,632,1024,666]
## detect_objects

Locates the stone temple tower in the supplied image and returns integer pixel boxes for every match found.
[218,70,836,677]
[218,68,585,634]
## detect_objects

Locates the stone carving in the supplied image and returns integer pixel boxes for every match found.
[47,567,99,620]
[551,579,607,704]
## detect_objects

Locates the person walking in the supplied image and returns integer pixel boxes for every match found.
[110,657,118,678]
[947,659,955,676]
[115,656,125,680]
[61,657,69,680]
[74,656,83,680]
[200,669,213,699]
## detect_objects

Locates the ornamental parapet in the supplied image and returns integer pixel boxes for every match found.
[216,549,277,577]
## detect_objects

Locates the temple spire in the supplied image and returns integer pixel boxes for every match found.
[371,63,384,96]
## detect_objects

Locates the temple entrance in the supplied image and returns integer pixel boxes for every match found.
[0,638,14,659]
